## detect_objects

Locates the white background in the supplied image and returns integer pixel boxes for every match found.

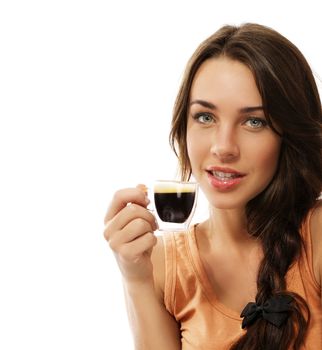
[0,0,321,349]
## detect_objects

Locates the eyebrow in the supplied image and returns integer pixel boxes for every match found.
[189,99,264,113]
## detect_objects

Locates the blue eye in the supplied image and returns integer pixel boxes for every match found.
[245,117,267,129]
[193,113,214,124]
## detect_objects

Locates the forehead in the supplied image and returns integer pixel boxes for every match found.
[190,57,262,106]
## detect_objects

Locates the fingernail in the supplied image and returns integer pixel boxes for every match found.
[137,184,148,194]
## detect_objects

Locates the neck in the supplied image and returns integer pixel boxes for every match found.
[203,206,258,250]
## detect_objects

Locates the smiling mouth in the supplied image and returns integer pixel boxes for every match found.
[207,169,246,180]
[206,168,246,190]
[208,170,243,180]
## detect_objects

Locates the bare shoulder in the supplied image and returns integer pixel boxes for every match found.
[310,200,322,286]
[151,235,166,301]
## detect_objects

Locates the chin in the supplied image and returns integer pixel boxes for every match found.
[211,199,247,211]
[203,187,263,211]
[203,191,246,210]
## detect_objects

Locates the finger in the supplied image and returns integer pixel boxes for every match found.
[118,232,157,261]
[104,204,158,241]
[136,184,148,193]
[104,186,149,224]
[108,217,154,250]
[110,203,157,231]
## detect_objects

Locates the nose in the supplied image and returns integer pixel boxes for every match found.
[210,125,239,162]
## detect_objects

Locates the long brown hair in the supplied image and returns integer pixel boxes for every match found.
[170,23,322,349]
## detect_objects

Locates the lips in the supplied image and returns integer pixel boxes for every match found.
[206,167,246,190]
[209,170,241,179]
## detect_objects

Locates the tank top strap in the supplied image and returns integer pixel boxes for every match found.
[162,228,197,316]
[299,205,321,291]
[162,231,177,314]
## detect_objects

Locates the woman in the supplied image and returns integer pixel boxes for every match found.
[104,23,322,349]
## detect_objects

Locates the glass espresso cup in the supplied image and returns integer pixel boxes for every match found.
[152,180,198,231]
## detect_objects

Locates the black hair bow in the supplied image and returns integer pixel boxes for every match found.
[240,294,293,329]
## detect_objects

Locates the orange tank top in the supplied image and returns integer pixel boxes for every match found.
[162,211,322,349]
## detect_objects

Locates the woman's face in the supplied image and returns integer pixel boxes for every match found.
[186,57,281,210]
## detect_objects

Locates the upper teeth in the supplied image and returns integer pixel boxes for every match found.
[212,171,238,179]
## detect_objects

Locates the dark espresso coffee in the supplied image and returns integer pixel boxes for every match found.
[154,191,196,223]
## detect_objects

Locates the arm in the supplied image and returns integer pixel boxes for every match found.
[123,276,181,350]
[104,187,181,349]
[310,200,322,302]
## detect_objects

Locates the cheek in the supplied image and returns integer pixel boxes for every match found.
[250,138,281,176]
[186,130,208,167]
